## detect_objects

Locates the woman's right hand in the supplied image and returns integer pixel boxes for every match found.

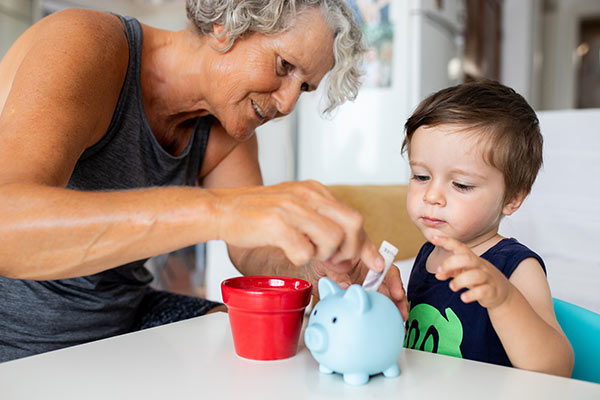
[210,180,385,274]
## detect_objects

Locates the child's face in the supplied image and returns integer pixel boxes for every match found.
[406,124,510,250]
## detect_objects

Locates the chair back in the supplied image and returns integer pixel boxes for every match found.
[553,298,600,384]
[327,185,424,261]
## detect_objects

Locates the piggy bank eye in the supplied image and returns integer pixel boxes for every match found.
[332,317,337,324]
[313,309,318,316]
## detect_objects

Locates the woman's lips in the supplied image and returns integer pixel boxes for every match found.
[251,100,267,124]
[421,216,446,227]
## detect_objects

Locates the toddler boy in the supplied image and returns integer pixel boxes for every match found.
[402,80,573,377]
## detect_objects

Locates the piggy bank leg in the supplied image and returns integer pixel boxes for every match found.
[319,364,334,374]
[343,372,369,386]
[382,363,400,378]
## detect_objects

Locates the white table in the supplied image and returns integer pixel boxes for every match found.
[1,312,598,399]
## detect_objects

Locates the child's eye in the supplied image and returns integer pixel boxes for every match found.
[453,182,474,191]
[412,174,429,182]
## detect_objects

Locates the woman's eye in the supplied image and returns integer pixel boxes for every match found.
[453,182,474,191]
[412,174,429,182]
[300,82,309,91]
[278,57,293,75]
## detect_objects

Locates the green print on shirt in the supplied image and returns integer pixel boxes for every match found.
[404,303,463,358]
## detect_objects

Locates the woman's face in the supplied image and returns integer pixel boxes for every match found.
[204,8,335,141]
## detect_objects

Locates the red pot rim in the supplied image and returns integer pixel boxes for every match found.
[221,276,312,311]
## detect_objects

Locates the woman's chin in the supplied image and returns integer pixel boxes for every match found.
[223,122,257,142]
[233,129,256,142]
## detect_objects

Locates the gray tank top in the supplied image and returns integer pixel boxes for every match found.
[0,15,211,362]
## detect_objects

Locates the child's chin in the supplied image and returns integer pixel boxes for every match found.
[423,230,454,244]
[422,232,437,243]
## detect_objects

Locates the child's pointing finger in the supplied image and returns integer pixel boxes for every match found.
[435,253,473,280]
[431,235,468,254]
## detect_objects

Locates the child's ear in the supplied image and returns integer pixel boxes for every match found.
[502,190,527,216]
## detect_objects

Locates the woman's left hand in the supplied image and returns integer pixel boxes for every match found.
[306,257,409,320]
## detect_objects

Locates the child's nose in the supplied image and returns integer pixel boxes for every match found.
[423,185,445,206]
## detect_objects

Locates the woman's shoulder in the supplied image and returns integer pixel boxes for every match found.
[0,9,132,157]
[0,9,128,110]
[37,9,128,60]
[7,9,129,74]
[39,9,125,37]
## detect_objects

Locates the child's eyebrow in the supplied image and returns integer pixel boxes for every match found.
[449,168,487,180]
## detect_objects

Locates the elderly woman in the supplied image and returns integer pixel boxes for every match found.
[0,0,406,362]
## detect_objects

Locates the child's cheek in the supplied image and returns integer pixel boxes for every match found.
[405,194,420,225]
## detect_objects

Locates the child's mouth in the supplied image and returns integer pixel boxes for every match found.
[422,216,446,227]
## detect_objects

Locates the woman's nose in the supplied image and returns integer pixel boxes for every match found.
[423,184,445,206]
[273,79,302,116]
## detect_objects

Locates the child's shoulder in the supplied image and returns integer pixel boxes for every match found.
[483,238,546,278]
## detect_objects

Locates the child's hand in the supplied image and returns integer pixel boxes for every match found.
[431,235,511,310]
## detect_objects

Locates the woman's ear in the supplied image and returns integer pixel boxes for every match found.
[208,24,231,51]
[502,190,527,216]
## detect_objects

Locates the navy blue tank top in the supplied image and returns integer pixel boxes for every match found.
[405,238,546,367]
[0,14,211,362]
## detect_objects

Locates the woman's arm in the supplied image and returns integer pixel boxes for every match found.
[0,11,240,280]
[0,9,383,282]
[0,183,225,279]
[200,130,393,297]
[0,10,182,279]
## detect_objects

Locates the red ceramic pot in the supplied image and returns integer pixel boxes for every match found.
[221,276,312,361]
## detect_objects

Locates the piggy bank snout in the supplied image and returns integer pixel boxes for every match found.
[304,324,328,353]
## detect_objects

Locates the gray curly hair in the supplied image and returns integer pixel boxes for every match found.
[185,0,365,114]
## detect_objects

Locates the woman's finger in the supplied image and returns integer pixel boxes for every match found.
[381,266,408,319]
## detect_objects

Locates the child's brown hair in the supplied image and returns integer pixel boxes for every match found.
[402,79,543,203]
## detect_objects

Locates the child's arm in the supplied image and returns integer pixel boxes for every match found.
[432,236,574,377]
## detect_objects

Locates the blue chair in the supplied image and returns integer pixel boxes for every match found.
[553,298,600,384]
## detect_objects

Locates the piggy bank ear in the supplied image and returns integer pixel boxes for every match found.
[318,278,342,299]
[343,284,371,314]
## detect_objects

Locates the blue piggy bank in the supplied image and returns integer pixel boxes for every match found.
[304,278,404,385]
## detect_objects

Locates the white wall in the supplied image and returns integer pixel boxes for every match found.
[501,0,543,109]
[0,0,33,59]
[296,0,412,185]
[540,0,600,110]
[499,109,600,313]
[296,0,465,186]
[33,0,187,29]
